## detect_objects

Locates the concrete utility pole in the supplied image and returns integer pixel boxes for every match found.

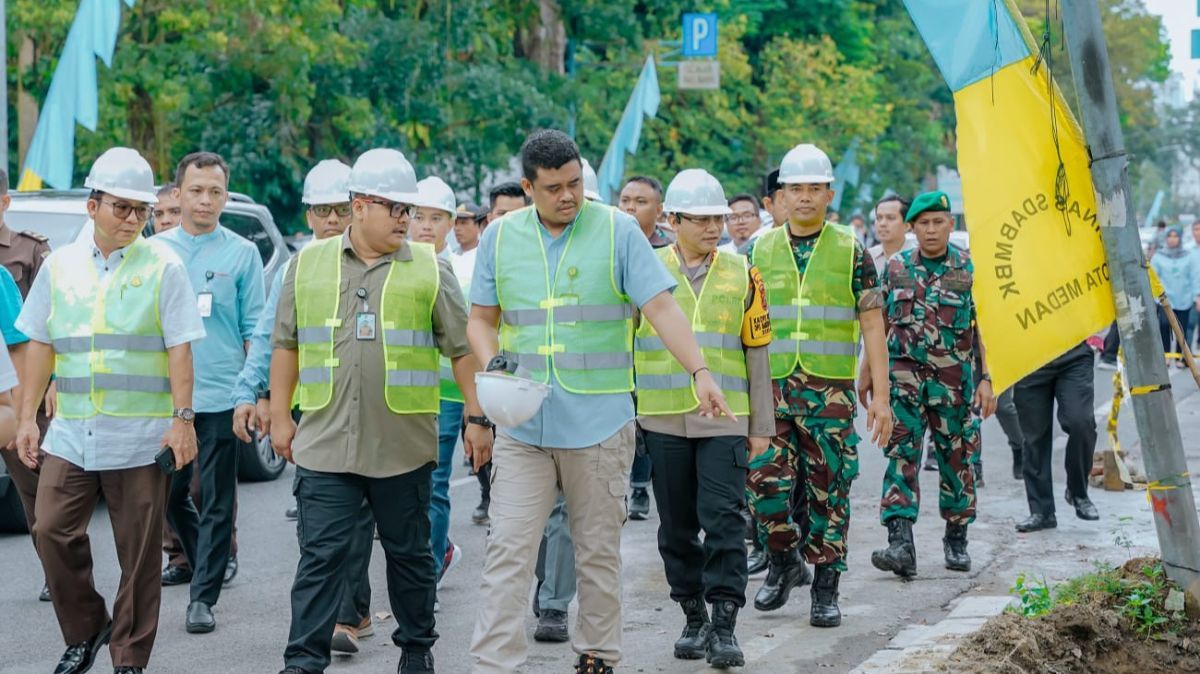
[1,0,7,184]
[1062,0,1200,600]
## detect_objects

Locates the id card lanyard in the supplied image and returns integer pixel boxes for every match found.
[197,271,215,318]
[355,287,376,341]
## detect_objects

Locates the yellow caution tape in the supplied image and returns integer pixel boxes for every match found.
[1130,383,1171,396]
[1145,472,1192,504]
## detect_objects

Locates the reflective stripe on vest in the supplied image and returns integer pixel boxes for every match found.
[47,237,172,419]
[494,202,634,394]
[634,247,751,416]
[752,224,859,380]
[294,237,441,413]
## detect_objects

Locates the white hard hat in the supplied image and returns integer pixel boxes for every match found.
[302,159,352,205]
[84,147,158,203]
[778,144,834,184]
[663,169,732,217]
[581,158,602,202]
[348,148,419,203]
[475,372,550,427]
[413,176,457,216]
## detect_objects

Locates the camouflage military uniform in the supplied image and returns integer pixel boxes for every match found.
[879,246,979,526]
[745,231,880,572]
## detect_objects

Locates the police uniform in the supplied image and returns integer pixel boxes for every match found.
[872,192,980,577]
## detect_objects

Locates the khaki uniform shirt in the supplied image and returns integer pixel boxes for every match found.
[0,221,51,298]
[636,254,776,439]
[272,232,471,478]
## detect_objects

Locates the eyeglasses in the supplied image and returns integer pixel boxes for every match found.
[101,199,151,222]
[728,213,759,224]
[364,199,415,219]
[679,214,725,227]
[310,203,352,218]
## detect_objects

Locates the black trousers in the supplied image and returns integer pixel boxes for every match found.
[166,409,238,605]
[1013,343,1098,516]
[645,431,748,606]
[284,464,436,674]
[336,499,374,626]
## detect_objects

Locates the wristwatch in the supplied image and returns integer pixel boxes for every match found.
[256,389,271,401]
[467,415,494,430]
[173,407,196,424]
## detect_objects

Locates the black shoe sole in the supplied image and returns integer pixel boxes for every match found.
[870,552,917,578]
[810,615,842,628]
[674,647,707,660]
[532,628,569,643]
[707,654,745,668]
[1015,521,1057,533]
[945,561,971,572]
[185,617,215,634]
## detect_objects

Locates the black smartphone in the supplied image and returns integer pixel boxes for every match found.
[155,446,177,475]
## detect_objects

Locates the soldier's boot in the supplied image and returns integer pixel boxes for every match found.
[973,462,985,489]
[673,597,711,660]
[746,538,768,575]
[871,518,917,578]
[706,600,744,669]
[809,565,842,628]
[943,523,971,572]
[753,548,808,611]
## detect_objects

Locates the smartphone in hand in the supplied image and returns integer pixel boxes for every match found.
[155,446,177,475]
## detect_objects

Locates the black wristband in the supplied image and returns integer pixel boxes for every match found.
[690,367,710,380]
[467,415,494,429]
[257,390,271,400]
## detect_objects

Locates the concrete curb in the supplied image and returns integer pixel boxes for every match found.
[849,595,1015,673]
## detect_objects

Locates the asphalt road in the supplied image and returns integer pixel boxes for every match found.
[0,361,1178,673]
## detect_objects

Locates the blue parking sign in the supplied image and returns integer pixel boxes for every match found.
[682,13,718,57]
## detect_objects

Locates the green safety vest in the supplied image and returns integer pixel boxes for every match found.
[439,277,469,404]
[294,236,441,414]
[47,237,172,419]
[752,224,859,379]
[635,247,750,416]
[494,201,634,394]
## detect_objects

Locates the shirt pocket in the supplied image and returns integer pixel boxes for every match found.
[888,288,917,325]
[936,290,972,331]
[207,274,239,310]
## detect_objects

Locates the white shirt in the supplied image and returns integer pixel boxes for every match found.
[868,236,917,277]
[452,246,477,291]
[16,237,206,470]
[0,332,17,394]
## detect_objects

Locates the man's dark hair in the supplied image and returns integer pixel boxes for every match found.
[157,182,177,198]
[175,151,229,187]
[728,193,760,211]
[875,194,910,217]
[489,182,528,210]
[622,176,662,198]
[763,169,781,199]
[520,129,582,183]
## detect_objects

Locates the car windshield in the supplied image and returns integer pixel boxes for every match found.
[4,210,88,249]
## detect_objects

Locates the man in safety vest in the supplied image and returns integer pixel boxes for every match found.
[467,129,734,674]
[745,143,892,627]
[636,169,774,669]
[868,191,996,580]
[270,148,491,674]
[15,147,205,674]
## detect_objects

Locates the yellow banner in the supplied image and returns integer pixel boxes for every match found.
[955,56,1115,392]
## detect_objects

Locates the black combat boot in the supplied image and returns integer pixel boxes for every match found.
[673,597,710,660]
[809,565,842,627]
[746,538,768,575]
[753,548,809,611]
[943,522,971,571]
[871,518,917,578]
[706,600,744,669]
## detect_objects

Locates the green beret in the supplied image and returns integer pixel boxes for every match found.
[906,191,953,222]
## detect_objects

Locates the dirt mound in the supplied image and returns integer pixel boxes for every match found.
[945,559,1200,674]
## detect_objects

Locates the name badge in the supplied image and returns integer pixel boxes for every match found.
[356,312,377,341]
[197,292,214,318]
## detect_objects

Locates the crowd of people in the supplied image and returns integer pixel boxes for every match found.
[0,129,1106,674]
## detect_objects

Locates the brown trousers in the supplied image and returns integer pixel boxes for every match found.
[1,411,51,545]
[162,464,239,569]
[34,455,168,668]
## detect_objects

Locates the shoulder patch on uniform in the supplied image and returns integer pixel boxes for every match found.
[19,230,49,243]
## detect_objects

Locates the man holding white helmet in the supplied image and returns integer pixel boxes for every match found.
[636,169,775,669]
[158,152,265,634]
[745,144,891,627]
[14,147,205,674]
[468,129,733,674]
[270,149,491,674]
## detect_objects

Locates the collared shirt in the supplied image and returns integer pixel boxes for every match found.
[868,237,916,278]
[0,267,28,347]
[272,232,471,478]
[0,332,16,393]
[0,221,51,298]
[16,238,206,470]
[471,207,676,449]
[452,246,477,290]
[636,253,776,439]
[232,262,289,407]
[647,225,675,249]
[157,225,265,413]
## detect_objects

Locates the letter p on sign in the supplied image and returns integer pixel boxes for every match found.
[682,13,718,57]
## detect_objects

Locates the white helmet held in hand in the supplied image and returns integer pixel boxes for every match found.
[413,176,457,216]
[779,144,834,184]
[663,169,732,217]
[582,158,602,202]
[302,159,352,205]
[84,147,159,203]
[348,148,419,203]
[475,372,551,427]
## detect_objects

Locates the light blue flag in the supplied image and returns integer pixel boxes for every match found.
[20,0,136,190]
[597,56,661,203]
